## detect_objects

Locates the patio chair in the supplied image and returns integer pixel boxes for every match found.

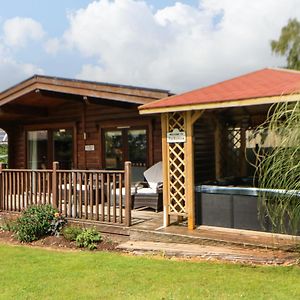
[110,161,163,212]
[133,161,163,212]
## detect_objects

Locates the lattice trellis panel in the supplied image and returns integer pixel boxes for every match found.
[167,112,186,215]
[226,127,241,177]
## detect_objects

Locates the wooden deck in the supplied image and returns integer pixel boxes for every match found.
[129,209,300,250]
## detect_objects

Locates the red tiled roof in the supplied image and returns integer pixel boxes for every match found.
[139,68,300,111]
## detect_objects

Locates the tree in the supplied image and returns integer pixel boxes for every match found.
[253,101,300,234]
[271,18,300,70]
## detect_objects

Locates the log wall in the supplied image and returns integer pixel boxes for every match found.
[2,100,162,170]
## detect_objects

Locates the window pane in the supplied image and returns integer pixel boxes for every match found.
[128,129,147,182]
[104,130,123,169]
[27,130,48,169]
[128,129,147,166]
[53,129,73,169]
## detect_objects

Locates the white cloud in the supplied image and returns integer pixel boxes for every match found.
[0,43,44,90]
[62,0,300,92]
[3,17,45,48]
[1,0,298,93]
[44,38,60,55]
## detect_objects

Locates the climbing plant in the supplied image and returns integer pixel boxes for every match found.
[252,100,300,234]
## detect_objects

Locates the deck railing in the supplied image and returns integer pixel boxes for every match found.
[0,162,132,226]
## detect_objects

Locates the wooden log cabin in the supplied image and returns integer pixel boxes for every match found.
[0,75,170,226]
[0,75,170,176]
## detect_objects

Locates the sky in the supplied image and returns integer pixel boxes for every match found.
[0,0,299,93]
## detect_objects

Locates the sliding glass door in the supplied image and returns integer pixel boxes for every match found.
[27,130,48,169]
[53,129,73,169]
[103,128,148,181]
[104,130,123,169]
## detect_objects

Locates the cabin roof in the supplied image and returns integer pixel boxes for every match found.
[0,74,171,108]
[139,68,300,114]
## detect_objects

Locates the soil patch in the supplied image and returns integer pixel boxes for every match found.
[0,229,124,252]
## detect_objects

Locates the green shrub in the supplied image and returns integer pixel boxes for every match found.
[0,216,17,232]
[76,228,101,250]
[62,226,83,241]
[14,205,66,242]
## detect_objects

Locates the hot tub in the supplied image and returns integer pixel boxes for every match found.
[195,185,300,233]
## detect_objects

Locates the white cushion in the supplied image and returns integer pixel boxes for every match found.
[143,161,162,188]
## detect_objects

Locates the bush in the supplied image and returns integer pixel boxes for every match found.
[0,216,17,232]
[14,205,67,242]
[62,226,83,241]
[76,228,101,250]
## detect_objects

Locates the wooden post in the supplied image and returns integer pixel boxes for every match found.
[185,111,196,230]
[52,162,59,209]
[0,163,2,210]
[124,161,132,227]
[161,113,170,227]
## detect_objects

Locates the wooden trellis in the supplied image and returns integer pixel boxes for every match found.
[214,121,249,179]
[168,112,186,215]
[226,127,241,177]
[161,110,203,230]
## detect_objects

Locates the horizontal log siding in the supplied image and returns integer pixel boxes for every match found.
[6,126,25,169]
[2,100,162,169]
[193,114,216,184]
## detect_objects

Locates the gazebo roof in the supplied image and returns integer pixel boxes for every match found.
[139,68,300,114]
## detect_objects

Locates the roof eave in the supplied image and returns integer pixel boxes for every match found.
[0,75,169,107]
[139,93,300,114]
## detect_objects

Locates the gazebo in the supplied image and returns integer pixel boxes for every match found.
[139,68,300,230]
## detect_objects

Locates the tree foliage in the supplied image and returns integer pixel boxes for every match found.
[252,101,300,234]
[271,18,300,70]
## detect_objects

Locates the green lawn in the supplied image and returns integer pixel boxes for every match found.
[0,244,299,300]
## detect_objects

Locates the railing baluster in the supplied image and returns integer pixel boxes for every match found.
[38,172,41,205]
[63,172,67,217]
[95,173,99,221]
[12,172,16,211]
[84,172,89,219]
[119,173,123,224]
[20,172,24,210]
[5,172,8,210]
[2,171,6,210]
[112,173,116,223]
[58,172,62,213]
[78,172,82,219]
[42,172,45,204]
[100,173,105,222]
[73,172,77,218]
[89,173,93,220]
[46,172,49,204]
[68,172,72,218]
[106,173,111,222]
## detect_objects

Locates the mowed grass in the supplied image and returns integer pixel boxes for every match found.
[0,244,299,300]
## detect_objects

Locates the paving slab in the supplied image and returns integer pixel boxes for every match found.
[117,240,298,265]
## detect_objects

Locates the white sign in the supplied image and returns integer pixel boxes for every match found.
[167,129,186,143]
[85,144,95,151]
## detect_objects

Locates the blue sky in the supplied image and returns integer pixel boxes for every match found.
[0,0,298,92]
